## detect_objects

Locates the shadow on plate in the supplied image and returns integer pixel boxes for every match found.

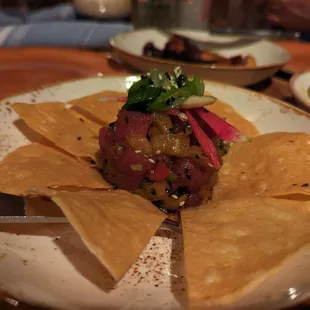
[0,223,116,295]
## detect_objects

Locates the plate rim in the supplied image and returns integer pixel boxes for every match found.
[110,28,291,71]
[3,75,309,122]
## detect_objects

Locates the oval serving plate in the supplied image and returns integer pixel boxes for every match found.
[0,77,310,310]
[110,28,290,87]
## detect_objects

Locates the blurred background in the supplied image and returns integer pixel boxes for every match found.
[0,0,308,50]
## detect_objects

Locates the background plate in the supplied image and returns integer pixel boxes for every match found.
[111,28,290,86]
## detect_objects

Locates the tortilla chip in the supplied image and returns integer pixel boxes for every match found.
[12,102,102,166]
[204,95,260,138]
[0,143,111,196]
[47,189,166,281]
[69,91,126,125]
[181,197,310,307]
[25,198,64,217]
[213,132,310,201]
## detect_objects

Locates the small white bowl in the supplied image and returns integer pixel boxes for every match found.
[290,71,310,112]
[110,28,291,86]
[74,0,131,18]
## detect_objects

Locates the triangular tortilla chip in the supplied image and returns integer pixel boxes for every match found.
[12,102,102,166]
[0,143,110,196]
[69,91,126,125]
[213,132,310,201]
[25,197,64,217]
[204,94,260,138]
[48,189,166,281]
[181,197,310,307]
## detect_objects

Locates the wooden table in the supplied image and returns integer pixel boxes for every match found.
[1,42,310,106]
[0,41,310,310]
[0,41,310,103]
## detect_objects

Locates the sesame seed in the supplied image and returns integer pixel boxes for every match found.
[172,195,178,199]
[177,112,188,121]
[158,74,163,80]
[148,158,155,163]
[179,201,185,207]
[156,150,161,154]
[173,66,182,78]
[135,150,142,153]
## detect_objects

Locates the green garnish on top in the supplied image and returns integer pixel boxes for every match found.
[121,67,205,113]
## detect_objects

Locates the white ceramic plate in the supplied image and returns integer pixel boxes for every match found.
[110,28,290,86]
[0,77,310,310]
[290,70,310,112]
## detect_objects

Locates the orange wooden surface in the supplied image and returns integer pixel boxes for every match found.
[0,43,309,310]
[0,48,129,100]
[276,40,310,73]
[0,42,307,104]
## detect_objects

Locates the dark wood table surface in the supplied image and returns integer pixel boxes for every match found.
[0,41,310,309]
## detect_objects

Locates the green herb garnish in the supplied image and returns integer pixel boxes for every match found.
[121,67,205,113]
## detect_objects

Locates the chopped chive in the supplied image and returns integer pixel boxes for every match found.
[131,164,143,171]
[166,172,177,182]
